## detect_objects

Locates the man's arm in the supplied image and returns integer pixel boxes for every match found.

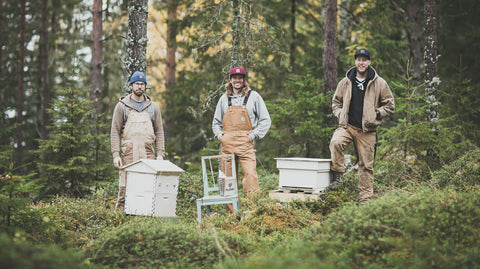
[111,102,124,168]
[152,102,165,159]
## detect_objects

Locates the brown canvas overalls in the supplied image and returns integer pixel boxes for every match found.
[115,109,156,211]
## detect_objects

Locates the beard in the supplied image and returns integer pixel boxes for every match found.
[133,90,144,97]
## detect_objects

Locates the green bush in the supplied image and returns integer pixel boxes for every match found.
[0,233,96,269]
[27,190,126,247]
[221,187,480,268]
[433,147,480,190]
[86,218,254,268]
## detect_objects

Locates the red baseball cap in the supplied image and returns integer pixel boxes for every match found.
[229,67,246,78]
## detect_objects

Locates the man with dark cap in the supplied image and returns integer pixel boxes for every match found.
[328,49,394,203]
[110,71,165,211]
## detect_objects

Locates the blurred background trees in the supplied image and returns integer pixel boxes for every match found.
[0,0,478,197]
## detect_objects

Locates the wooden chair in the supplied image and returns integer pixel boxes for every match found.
[196,154,239,221]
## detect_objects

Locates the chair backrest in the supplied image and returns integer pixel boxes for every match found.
[201,154,237,197]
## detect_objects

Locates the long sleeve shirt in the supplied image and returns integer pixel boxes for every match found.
[212,90,271,141]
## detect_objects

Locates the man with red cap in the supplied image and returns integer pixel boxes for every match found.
[212,67,271,212]
[110,71,165,211]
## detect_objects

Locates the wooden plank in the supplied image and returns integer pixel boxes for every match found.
[269,189,323,202]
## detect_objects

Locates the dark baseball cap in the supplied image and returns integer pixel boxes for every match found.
[354,48,371,59]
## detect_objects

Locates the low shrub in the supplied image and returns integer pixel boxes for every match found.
[86,218,255,268]
[433,147,480,190]
[220,187,480,268]
[29,189,126,247]
[0,233,96,269]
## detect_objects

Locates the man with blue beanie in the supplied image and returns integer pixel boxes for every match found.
[110,71,165,211]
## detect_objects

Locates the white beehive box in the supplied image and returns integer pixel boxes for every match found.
[123,159,184,217]
[275,158,331,192]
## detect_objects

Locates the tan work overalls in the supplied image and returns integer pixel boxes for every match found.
[115,107,156,210]
[220,91,259,212]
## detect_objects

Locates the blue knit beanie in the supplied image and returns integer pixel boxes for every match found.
[129,71,147,85]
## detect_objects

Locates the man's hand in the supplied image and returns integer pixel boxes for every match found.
[113,157,122,169]
[156,155,164,161]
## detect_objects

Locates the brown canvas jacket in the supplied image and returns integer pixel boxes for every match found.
[332,66,394,132]
[110,93,165,159]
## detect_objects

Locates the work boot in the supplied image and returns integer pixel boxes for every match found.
[328,171,344,190]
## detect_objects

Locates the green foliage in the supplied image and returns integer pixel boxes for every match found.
[263,74,334,163]
[434,147,480,190]
[86,218,253,269]
[35,88,116,198]
[375,72,472,188]
[29,191,126,248]
[0,233,96,269]
[220,187,480,268]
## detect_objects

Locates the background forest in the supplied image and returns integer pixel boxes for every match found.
[1,0,480,268]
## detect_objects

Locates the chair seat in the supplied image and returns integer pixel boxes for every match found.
[198,195,239,202]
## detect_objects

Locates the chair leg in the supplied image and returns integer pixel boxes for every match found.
[196,201,202,222]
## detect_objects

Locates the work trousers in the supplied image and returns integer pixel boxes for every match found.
[329,124,376,203]
[220,132,259,213]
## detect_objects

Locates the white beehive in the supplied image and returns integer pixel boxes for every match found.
[123,159,184,217]
[275,157,331,192]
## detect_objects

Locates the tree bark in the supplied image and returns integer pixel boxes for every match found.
[290,0,296,72]
[164,0,178,139]
[91,0,103,110]
[15,0,26,169]
[424,0,439,122]
[323,0,337,95]
[39,0,50,140]
[405,0,423,83]
[127,0,148,76]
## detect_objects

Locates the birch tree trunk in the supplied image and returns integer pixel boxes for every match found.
[323,0,337,94]
[424,0,439,122]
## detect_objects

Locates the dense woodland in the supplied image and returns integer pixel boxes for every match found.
[1,0,480,268]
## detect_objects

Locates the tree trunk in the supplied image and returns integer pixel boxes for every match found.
[338,0,351,51]
[15,0,26,169]
[405,0,423,83]
[424,0,439,122]
[323,0,337,95]
[290,0,296,72]
[127,0,148,76]
[230,0,240,68]
[39,0,50,140]
[164,0,178,139]
[91,0,103,110]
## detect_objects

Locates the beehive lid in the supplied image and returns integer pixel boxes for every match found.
[123,159,184,174]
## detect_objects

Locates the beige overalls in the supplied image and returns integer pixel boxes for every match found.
[115,108,156,210]
[220,91,259,212]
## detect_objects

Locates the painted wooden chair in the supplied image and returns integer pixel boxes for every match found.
[196,154,239,221]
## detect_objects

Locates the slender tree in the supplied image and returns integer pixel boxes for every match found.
[91,0,103,110]
[39,0,50,140]
[424,0,439,122]
[290,0,296,71]
[126,0,148,77]
[14,0,26,169]
[323,0,337,94]
[164,0,178,139]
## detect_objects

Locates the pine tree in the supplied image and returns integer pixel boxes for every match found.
[35,87,114,199]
